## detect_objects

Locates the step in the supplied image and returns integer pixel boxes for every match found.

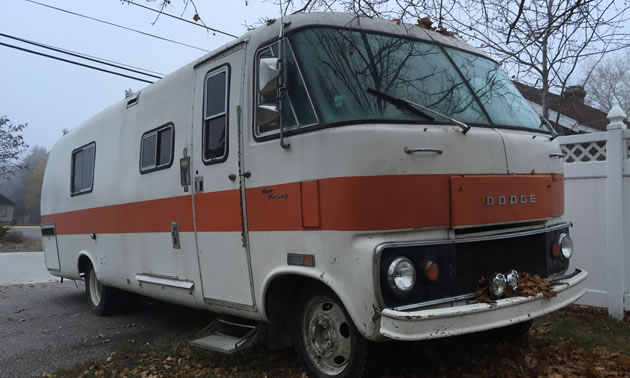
[189,317,260,354]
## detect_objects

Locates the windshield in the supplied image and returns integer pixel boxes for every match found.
[289,27,544,132]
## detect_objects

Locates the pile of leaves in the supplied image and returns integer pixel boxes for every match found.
[476,272,558,304]
[416,17,453,36]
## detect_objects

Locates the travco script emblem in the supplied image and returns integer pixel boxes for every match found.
[486,194,536,206]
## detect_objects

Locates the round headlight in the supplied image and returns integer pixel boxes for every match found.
[490,273,506,298]
[559,233,573,259]
[387,257,416,295]
[506,270,519,291]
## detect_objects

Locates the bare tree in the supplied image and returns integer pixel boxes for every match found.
[583,48,630,115]
[0,116,28,178]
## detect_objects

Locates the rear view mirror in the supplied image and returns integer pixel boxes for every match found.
[259,58,279,96]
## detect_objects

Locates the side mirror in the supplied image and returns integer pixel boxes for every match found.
[257,57,280,129]
[259,58,279,96]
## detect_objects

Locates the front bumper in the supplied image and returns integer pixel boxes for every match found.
[379,269,587,341]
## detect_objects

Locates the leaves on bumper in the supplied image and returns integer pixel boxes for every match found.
[476,272,558,304]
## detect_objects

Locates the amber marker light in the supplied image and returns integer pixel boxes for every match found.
[424,260,439,281]
[551,243,560,258]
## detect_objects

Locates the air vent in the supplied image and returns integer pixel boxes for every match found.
[126,93,140,108]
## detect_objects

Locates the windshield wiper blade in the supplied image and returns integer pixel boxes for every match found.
[367,88,470,134]
[367,88,434,121]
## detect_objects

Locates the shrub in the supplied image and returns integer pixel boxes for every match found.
[0,225,9,239]
[3,230,25,243]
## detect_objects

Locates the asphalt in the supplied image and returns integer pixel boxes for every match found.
[0,282,211,378]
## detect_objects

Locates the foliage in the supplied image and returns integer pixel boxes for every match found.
[0,146,48,224]
[0,225,8,239]
[0,116,28,178]
[24,155,47,222]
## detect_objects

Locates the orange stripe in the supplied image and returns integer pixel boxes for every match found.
[42,174,564,235]
[41,195,195,234]
[450,175,555,227]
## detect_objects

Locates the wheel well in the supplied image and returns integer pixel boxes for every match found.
[78,255,92,277]
[264,275,332,350]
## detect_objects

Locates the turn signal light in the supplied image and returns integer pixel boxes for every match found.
[424,260,439,281]
[551,243,560,258]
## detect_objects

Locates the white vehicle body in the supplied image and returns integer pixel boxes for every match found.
[41,12,586,376]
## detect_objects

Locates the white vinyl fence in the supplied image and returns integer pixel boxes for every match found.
[558,105,629,319]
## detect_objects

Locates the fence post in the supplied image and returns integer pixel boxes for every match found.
[606,105,627,320]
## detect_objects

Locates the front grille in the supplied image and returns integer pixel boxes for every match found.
[378,226,569,308]
[453,233,547,295]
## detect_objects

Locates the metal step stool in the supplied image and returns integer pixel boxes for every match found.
[189,317,261,353]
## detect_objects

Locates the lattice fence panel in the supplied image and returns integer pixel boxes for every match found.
[561,141,607,163]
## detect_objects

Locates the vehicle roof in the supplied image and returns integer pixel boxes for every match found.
[58,12,487,148]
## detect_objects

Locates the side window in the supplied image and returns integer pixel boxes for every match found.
[140,124,174,173]
[203,67,229,163]
[254,40,318,137]
[71,142,95,195]
[0,205,6,217]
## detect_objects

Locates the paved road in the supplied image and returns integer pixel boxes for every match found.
[0,282,211,378]
[0,252,56,286]
[9,227,41,241]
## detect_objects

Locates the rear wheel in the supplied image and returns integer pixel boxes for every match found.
[85,265,116,316]
[294,288,371,377]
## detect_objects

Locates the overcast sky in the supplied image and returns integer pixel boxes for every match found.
[1,0,280,152]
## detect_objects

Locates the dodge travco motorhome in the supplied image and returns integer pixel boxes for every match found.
[40,12,587,377]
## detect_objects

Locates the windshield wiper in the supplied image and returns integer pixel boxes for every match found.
[539,117,558,140]
[367,88,471,134]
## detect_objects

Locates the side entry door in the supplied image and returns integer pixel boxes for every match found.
[191,44,254,309]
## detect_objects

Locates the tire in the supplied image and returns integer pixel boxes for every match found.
[84,265,116,316]
[294,287,371,378]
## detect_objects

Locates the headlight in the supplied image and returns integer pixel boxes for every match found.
[506,269,519,290]
[490,273,506,298]
[559,233,573,259]
[387,257,416,295]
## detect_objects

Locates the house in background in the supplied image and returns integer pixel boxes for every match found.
[0,194,15,224]
[515,83,629,135]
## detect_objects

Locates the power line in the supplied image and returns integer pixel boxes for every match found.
[25,0,211,53]
[121,1,239,39]
[0,41,154,84]
[0,32,163,79]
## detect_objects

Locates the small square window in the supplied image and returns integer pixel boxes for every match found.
[71,143,95,195]
[140,124,174,173]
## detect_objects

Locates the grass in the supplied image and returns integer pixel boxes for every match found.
[531,305,630,355]
[49,305,630,377]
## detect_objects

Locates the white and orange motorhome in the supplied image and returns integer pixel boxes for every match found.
[41,13,587,377]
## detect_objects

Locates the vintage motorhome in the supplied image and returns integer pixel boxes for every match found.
[41,13,587,377]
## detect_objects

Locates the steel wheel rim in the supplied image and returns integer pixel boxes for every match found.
[89,270,102,306]
[302,295,353,375]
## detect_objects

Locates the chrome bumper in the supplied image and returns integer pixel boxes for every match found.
[379,269,587,341]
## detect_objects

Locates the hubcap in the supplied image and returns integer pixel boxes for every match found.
[88,270,102,306]
[302,296,352,375]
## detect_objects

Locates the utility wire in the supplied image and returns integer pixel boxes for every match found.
[0,41,154,84]
[25,0,211,53]
[0,32,163,79]
[121,1,239,39]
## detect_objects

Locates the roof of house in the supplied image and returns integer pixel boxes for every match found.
[514,82,630,132]
[0,193,15,206]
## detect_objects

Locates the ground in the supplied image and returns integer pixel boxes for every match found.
[2,280,629,377]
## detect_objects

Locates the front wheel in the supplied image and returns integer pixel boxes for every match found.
[294,288,371,377]
[85,265,116,316]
